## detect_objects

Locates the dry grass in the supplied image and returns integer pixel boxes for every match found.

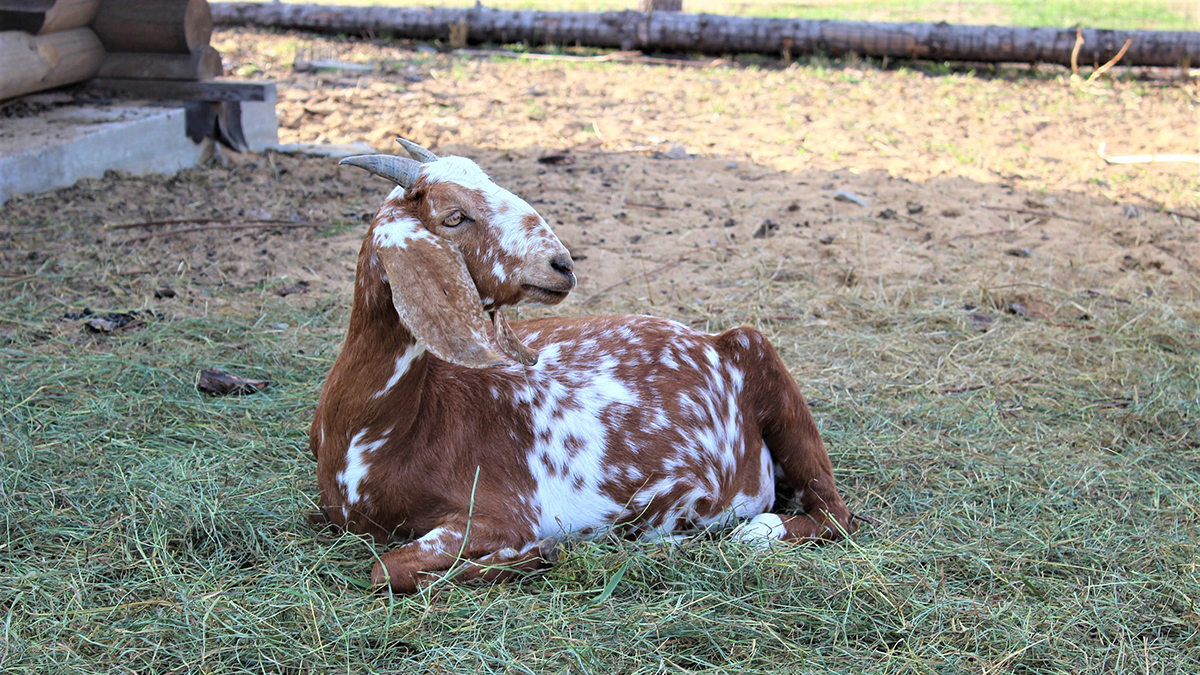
[2,203,1198,673]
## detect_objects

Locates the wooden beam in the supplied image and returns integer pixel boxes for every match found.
[0,0,99,34]
[0,1,54,11]
[83,77,275,102]
[97,46,224,80]
[0,27,103,100]
[40,0,98,33]
[92,0,212,53]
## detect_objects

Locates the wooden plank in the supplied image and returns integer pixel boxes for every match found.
[0,27,103,100]
[92,0,212,53]
[97,46,224,80]
[83,77,275,102]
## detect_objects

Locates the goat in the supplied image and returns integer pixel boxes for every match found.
[311,139,858,593]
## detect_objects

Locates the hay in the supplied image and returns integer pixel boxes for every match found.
[3,236,1197,672]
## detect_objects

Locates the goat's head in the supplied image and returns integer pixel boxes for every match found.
[341,139,575,369]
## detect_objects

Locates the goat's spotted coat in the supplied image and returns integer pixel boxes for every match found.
[312,148,856,593]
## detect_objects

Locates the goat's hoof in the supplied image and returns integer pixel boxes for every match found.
[536,537,561,564]
[730,513,788,549]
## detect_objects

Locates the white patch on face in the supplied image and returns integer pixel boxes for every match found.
[730,513,787,549]
[373,341,426,399]
[492,260,508,283]
[374,216,431,248]
[420,156,559,259]
[338,430,388,506]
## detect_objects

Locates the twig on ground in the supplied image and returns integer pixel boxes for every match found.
[625,200,670,210]
[108,217,238,230]
[1070,27,1084,78]
[939,374,1035,394]
[581,245,729,306]
[1098,142,1200,165]
[460,48,724,68]
[1087,39,1132,82]
[117,221,331,244]
[980,205,1089,224]
[109,218,325,230]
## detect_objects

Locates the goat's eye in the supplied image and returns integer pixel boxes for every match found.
[443,212,465,228]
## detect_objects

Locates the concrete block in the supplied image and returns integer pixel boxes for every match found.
[0,104,204,205]
[239,98,279,153]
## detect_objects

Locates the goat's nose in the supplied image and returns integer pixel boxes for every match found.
[550,254,575,278]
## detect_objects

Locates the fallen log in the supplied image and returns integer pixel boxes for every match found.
[97,45,224,80]
[0,27,103,100]
[210,2,1200,67]
[0,0,99,34]
[92,0,212,53]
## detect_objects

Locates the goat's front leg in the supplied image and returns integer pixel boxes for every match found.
[370,519,554,594]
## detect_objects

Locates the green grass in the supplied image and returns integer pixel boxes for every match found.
[3,244,1198,672]
[239,0,1200,30]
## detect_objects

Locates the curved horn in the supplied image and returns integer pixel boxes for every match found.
[339,154,422,187]
[395,137,439,163]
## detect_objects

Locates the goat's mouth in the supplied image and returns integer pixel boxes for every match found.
[521,283,571,304]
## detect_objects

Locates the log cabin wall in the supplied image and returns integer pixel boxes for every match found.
[0,0,220,101]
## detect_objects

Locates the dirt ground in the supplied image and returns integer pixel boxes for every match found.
[2,28,1198,332]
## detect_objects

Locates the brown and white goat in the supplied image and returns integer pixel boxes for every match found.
[311,139,857,593]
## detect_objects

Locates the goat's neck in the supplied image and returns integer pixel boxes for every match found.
[338,242,429,421]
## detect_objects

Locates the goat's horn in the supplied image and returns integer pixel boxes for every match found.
[395,137,439,163]
[339,154,422,187]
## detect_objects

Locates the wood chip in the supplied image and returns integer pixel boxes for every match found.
[197,368,269,396]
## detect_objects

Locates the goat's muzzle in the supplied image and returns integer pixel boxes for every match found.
[520,253,576,305]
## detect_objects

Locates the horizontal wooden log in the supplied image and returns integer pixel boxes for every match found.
[83,77,275,101]
[210,3,1200,67]
[92,0,211,53]
[97,46,224,80]
[0,1,53,11]
[0,27,103,100]
[0,0,99,34]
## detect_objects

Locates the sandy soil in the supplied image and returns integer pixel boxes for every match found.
[2,28,1198,333]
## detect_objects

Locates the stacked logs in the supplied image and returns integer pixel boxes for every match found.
[0,0,219,101]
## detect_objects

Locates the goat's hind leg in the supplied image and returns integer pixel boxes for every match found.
[725,327,857,544]
[370,520,553,594]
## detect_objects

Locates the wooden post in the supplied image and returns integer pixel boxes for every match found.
[98,45,223,80]
[0,27,104,100]
[91,0,212,53]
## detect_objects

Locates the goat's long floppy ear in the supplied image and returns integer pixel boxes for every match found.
[375,237,512,369]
